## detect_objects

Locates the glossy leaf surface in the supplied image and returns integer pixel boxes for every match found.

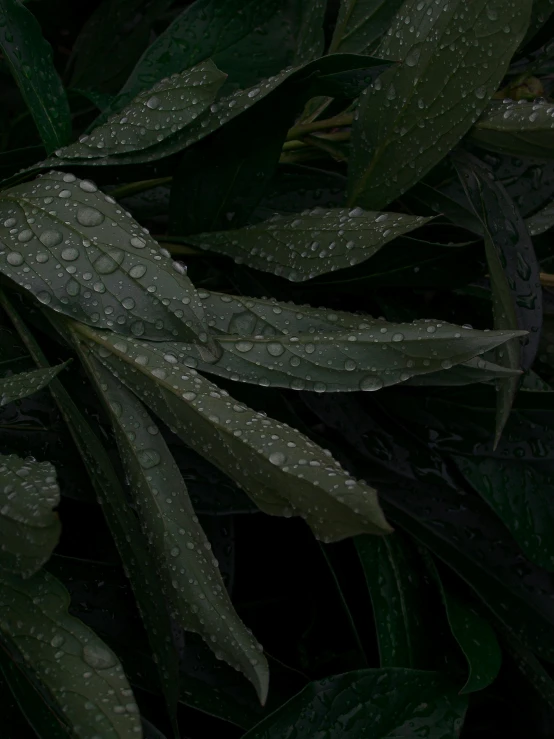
[0,362,67,405]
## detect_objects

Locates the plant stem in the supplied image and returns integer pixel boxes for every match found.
[540,272,554,287]
[286,112,354,141]
[109,177,173,200]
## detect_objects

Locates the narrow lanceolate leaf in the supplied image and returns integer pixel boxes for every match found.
[81,353,269,705]
[0,362,67,405]
[348,0,532,210]
[76,323,392,541]
[187,208,431,281]
[0,453,60,578]
[355,534,429,668]
[329,0,406,55]
[453,152,541,444]
[405,356,522,386]
[242,669,467,739]
[469,100,554,159]
[56,61,226,160]
[0,570,141,738]
[0,171,210,343]
[0,0,71,153]
[423,554,502,694]
[526,200,554,236]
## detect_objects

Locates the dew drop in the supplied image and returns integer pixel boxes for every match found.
[77,206,105,227]
[269,451,286,466]
[137,449,161,469]
[83,644,117,670]
[39,230,63,247]
[360,375,384,391]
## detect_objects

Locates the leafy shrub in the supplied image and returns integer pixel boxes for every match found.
[1,0,554,737]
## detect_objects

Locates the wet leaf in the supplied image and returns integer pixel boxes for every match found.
[348,0,532,210]
[522,0,554,46]
[82,353,269,704]
[186,208,432,281]
[469,99,554,159]
[423,554,502,694]
[0,0,71,153]
[0,453,60,578]
[404,356,522,386]
[0,170,210,343]
[503,631,554,711]
[355,533,430,668]
[77,323,393,541]
[0,362,68,405]
[525,199,554,235]
[329,0,406,55]
[0,569,142,738]
[453,151,542,443]
[58,61,227,160]
[242,668,467,739]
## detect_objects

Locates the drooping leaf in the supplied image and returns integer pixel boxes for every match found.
[0,569,142,738]
[329,0,406,55]
[0,362,68,405]
[423,553,502,694]
[453,151,542,443]
[469,99,554,159]
[80,351,269,704]
[355,533,430,668]
[348,0,532,210]
[57,61,227,159]
[0,452,60,578]
[242,669,467,739]
[186,208,431,281]
[525,199,554,235]
[0,0,71,153]
[76,322,393,541]
[0,171,211,344]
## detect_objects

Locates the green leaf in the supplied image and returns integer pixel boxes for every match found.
[522,0,554,46]
[423,554,502,694]
[469,100,554,159]
[503,631,554,711]
[0,0,71,153]
[525,199,554,235]
[404,356,522,386]
[81,352,269,704]
[0,362,68,405]
[355,534,430,668]
[67,0,174,95]
[186,208,431,281]
[77,323,393,541]
[0,569,142,738]
[0,452,60,578]
[329,0,406,55]
[242,669,467,738]
[0,171,211,344]
[57,60,227,160]
[348,0,532,210]
[453,152,541,444]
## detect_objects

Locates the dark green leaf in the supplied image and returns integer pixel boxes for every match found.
[78,323,393,541]
[405,356,521,386]
[0,452,60,578]
[0,569,142,738]
[186,208,431,281]
[522,0,554,46]
[0,171,211,344]
[0,0,71,153]
[423,554,502,694]
[348,0,532,210]
[242,669,467,739]
[329,0,406,55]
[526,199,554,235]
[81,352,269,704]
[355,533,429,667]
[0,362,67,405]
[503,631,554,711]
[469,100,554,159]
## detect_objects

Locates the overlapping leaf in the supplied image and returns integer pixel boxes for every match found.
[469,100,554,159]
[186,208,431,281]
[75,322,393,542]
[526,199,554,235]
[0,171,210,343]
[0,0,71,153]
[0,570,142,738]
[0,453,60,578]
[348,0,532,210]
[329,0,406,55]
[0,362,67,405]
[81,352,269,704]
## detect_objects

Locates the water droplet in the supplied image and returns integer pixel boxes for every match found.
[6,252,23,266]
[83,644,117,670]
[269,451,286,465]
[39,230,63,247]
[267,342,285,357]
[79,179,97,193]
[94,250,124,275]
[391,333,404,342]
[146,95,160,109]
[18,229,33,243]
[137,449,161,469]
[360,375,384,391]
[61,247,79,261]
[77,206,105,227]
[129,263,147,278]
[235,341,254,353]
[130,236,146,248]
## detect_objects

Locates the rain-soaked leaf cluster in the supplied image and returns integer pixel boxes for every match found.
[1,0,554,737]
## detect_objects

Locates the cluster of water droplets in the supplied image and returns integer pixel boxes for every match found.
[480,97,554,128]
[0,364,64,406]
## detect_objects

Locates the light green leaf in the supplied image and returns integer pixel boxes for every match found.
[469,100,554,159]
[187,208,431,281]
[57,61,227,160]
[0,0,71,153]
[0,362,68,405]
[329,0,406,55]
[525,200,554,236]
[76,323,393,542]
[242,669,467,739]
[81,352,269,704]
[348,0,532,210]
[0,171,211,344]
[0,569,142,738]
[0,453,60,578]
